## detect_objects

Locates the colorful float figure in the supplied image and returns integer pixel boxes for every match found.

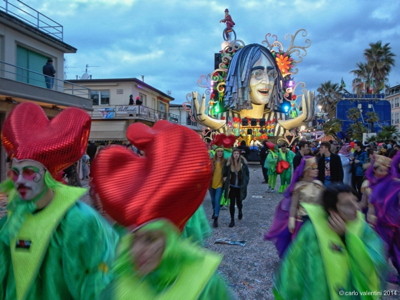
[192,15,314,146]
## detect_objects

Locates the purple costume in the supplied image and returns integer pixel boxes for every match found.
[265,156,322,258]
[366,152,400,279]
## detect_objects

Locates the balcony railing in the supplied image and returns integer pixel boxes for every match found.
[0,60,90,98]
[91,105,183,124]
[1,0,63,40]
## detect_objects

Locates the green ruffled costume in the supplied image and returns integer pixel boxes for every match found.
[181,205,212,245]
[274,203,387,300]
[102,220,233,300]
[0,176,119,300]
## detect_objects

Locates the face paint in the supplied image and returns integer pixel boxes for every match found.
[8,159,46,201]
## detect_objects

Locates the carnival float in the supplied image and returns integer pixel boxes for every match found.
[189,9,315,147]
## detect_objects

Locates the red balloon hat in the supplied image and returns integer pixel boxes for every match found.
[1,102,91,178]
[91,120,212,231]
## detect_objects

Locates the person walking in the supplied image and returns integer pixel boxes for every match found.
[277,143,295,193]
[259,140,269,184]
[209,147,226,228]
[42,59,56,89]
[317,141,343,186]
[223,148,249,227]
[351,141,367,200]
[265,143,279,193]
[293,140,310,170]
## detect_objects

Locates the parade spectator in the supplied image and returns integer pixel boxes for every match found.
[259,140,269,184]
[135,96,142,105]
[0,103,118,300]
[80,152,90,180]
[129,95,134,105]
[293,140,310,170]
[237,140,250,160]
[209,147,226,228]
[317,141,343,186]
[274,183,387,299]
[42,59,56,89]
[277,143,295,193]
[351,141,367,200]
[338,143,353,186]
[265,156,324,258]
[223,148,249,227]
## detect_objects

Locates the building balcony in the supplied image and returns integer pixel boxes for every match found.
[0,60,92,110]
[90,104,180,124]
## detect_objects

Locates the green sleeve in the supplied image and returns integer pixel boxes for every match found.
[273,221,330,300]
[198,273,235,300]
[346,223,387,294]
[61,202,119,300]
[0,217,7,299]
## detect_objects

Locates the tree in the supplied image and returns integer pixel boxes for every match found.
[351,42,396,94]
[351,63,372,94]
[365,111,379,132]
[322,119,342,140]
[364,41,395,93]
[316,81,343,120]
[377,125,398,141]
[347,108,367,141]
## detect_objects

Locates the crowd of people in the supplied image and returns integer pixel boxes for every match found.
[0,102,399,299]
[260,137,400,297]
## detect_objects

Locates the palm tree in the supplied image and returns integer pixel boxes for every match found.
[364,41,395,93]
[365,111,379,132]
[316,81,343,119]
[377,125,398,140]
[350,63,371,94]
[322,119,342,140]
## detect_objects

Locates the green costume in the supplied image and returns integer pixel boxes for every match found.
[102,220,232,300]
[265,150,278,190]
[0,178,119,300]
[274,203,387,300]
[278,149,295,193]
[181,205,211,245]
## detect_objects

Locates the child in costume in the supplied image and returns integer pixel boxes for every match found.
[0,103,118,300]
[265,156,324,258]
[223,148,250,228]
[264,142,278,193]
[91,121,233,299]
[274,183,387,299]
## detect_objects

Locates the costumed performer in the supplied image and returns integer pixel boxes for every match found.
[274,183,387,299]
[365,153,400,284]
[277,143,295,193]
[91,120,233,299]
[0,103,118,300]
[264,142,278,193]
[265,156,324,258]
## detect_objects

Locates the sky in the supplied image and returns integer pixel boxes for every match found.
[23,0,400,103]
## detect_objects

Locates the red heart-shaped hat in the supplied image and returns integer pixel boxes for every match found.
[211,133,236,149]
[1,102,91,177]
[91,120,212,230]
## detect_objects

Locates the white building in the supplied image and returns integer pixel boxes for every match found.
[66,78,175,141]
[386,84,400,131]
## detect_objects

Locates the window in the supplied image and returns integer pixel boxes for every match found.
[16,45,49,88]
[91,90,110,105]
[139,93,147,106]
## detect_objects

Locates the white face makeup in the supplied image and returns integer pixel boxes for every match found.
[249,54,276,105]
[8,159,46,201]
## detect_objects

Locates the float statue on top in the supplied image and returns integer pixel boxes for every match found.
[191,11,314,146]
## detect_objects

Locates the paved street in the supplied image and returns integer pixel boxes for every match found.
[203,164,281,299]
